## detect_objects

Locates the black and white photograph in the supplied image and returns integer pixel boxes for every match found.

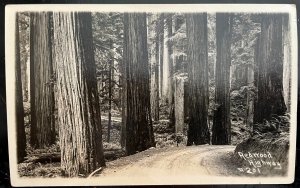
[5,4,297,186]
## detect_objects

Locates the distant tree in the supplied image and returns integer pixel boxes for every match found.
[253,14,286,127]
[107,39,114,143]
[30,12,55,148]
[122,13,155,155]
[212,13,232,145]
[18,13,30,102]
[185,13,210,145]
[161,14,171,105]
[229,14,260,130]
[16,13,26,163]
[168,14,187,128]
[166,14,175,126]
[53,12,105,176]
[92,13,123,143]
[153,14,160,121]
[158,14,165,99]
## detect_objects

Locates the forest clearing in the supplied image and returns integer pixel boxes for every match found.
[8,5,294,183]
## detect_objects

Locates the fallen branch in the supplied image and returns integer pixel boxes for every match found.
[87,167,104,178]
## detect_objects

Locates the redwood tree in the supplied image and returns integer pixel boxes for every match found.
[30,12,55,148]
[16,13,26,162]
[53,12,105,176]
[153,14,160,121]
[282,14,291,113]
[123,13,155,155]
[166,14,175,127]
[186,13,210,145]
[159,14,164,99]
[212,13,232,145]
[253,14,286,128]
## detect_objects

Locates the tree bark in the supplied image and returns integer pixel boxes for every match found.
[16,13,27,163]
[282,14,291,113]
[246,64,254,128]
[159,14,164,98]
[166,15,175,127]
[212,13,232,145]
[30,12,55,148]
[253,14,287,128]
[120,60,127,147]
[174,75,187,133]
[123,13,155,155]
[19,14,30,102]
[185,13,210,145]
[53,12,105,176]
[107,40,114,143]
[120,14,128,148]
[154,15,160,121]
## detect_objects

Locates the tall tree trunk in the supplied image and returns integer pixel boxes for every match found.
[121,14,129,148]
[246,64,254,128]
[253,15,286,129]
[162,25,170,105]
[19,14,29,102]
[26,58,30,103]
[212,13,232,145]
[107,40,114,143]
[159,14,164,99]
[166,15,175,127]
[152,14,160,121]
[253,37,259,132]
[123,13,155,155]
[186,13,210,145]
[120,60,127,148]
[30,12,55,148]
[282,14,291,113]
[53,12,105,177]
[16,13,26,163]
[149,14,157,123]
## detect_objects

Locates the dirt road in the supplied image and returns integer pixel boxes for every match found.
[99,145,237,177]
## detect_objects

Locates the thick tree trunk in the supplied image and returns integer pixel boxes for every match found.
[212,13,232,145]
[282,15,291,113]
[53,12,105,176]
[123,13,155,155]
[121,15,128,148]
[185,13,210,145]
[16,13,26,163]
[253,15,287,128]
[30,12,55,148]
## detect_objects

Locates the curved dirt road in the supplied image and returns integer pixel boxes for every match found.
[99,145,236,177]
